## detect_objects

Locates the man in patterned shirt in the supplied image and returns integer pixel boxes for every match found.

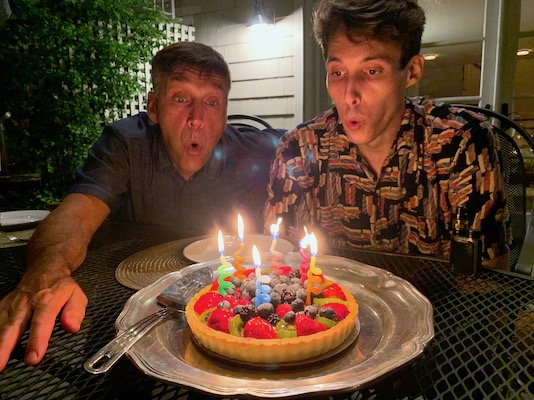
[264,0,510,269]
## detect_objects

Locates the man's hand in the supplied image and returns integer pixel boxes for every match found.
[0,276,87,371]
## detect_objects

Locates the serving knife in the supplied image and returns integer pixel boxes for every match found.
[84,266,213,374]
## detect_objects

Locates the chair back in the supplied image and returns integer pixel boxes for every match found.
[452,104,534,273]
[228,114,273,131]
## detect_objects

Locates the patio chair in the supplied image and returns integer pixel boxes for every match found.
[452,104,534,274]
[228,114,273,131]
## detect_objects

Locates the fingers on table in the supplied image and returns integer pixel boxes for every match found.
[26,278,86,364]
[0,293,33,370]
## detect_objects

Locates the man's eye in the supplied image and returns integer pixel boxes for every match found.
[208,100,218,107]
[368,69,380,76]
[331,70,343,77]
[174,97,186,103]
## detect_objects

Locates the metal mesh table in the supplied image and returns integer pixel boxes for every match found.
[1,222,532,399]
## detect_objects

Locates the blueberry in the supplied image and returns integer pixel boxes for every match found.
[304,305,318,318]
[291,298,304,312]
[296,288,307,301]
[284,311,296,324]
[319,307,336,320]
[257,303,275,319]
[218,300,231,309]
[270,292,281,308]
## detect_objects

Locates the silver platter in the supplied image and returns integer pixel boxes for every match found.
[115,253,434,398]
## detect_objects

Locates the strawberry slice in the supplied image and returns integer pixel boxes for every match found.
[243,317,278,339]
[322,283,347,300]
[275,303,292,318]
[277,266,293,275]
[320,302,349,321]
[234,297,250,306]
[295,314,327,336]
[207,308,235,333]
[194,292,223,315]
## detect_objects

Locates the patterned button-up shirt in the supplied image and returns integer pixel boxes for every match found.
[264,99,509,260]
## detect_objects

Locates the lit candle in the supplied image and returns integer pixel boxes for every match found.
[232,214,247,279]
[269,217,283,274]
[217,230,234,295]
[299,226,311,281]
[305,233,323,305]
[253,245,271,307]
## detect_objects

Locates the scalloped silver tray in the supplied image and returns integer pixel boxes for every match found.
[115,253,434,398]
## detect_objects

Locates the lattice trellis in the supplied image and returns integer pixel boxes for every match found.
[119,23,196,119]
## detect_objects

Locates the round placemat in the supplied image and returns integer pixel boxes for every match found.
[115,237,204,290]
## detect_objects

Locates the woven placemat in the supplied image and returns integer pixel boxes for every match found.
[115,237,202,290]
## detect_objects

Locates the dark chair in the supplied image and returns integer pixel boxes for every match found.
[452,104,534,274]
[228,114,273,130]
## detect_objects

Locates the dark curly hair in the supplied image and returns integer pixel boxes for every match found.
[313,0,426,68]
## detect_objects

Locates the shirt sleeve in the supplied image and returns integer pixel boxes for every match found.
[68,124,130,211]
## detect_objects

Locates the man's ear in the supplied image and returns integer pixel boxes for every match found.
[147,91,158,123]
[406,54,424,88]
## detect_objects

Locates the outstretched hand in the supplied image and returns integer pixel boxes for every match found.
[0,276,87,371]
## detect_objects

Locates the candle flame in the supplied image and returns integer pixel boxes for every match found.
[270,217,283,238]
[218,230,224,254]
[309,232,318,256]
[300,226,310,249]
[252,244,262,267]
[237,214,244,242]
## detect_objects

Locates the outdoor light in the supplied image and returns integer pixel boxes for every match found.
[248,0,274,27]
[516,49,531,57]
[423,53,438,61]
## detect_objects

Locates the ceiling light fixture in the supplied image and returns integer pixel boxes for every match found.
[248,0,274,27]
[516,49,531,57]
[423,53,438,61]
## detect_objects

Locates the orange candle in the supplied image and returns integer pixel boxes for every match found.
[305,233,323,305]
[232,214,247,279]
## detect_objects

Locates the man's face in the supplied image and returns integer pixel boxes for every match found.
[147,70,228,181]
[326,33,423,151]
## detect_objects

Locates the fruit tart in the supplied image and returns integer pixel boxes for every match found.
[185,267,359,364]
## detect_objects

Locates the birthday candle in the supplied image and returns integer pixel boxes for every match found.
[269,217,283,274]
[232,214,247,279]
[305,232,323,305]
[299,226,311,281]
[253,245,272,307]
[217,230,234,295]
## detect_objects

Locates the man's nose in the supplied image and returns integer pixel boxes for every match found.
[187,103,205,129]
[344,76,361,106]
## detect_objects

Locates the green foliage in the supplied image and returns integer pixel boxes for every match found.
[0,0,170,205]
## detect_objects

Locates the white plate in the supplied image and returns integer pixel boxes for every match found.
[0,210,50,229]
[183,234,294,262]
[115,253,434,398]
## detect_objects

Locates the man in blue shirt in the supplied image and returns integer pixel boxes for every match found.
[0,41,281,370]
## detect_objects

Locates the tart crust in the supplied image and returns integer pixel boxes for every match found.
[185,284,359,364]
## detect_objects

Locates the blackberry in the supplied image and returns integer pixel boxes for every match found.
[266,313,280,326]
[235,304,257,322]
[288,269,301,280]
[281,289,297,304]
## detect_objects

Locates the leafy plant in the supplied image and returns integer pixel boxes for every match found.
[0,0,170,205]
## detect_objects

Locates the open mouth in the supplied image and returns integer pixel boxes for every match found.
[345,118,362,130]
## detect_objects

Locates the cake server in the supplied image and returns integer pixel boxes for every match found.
[84,265,213,374]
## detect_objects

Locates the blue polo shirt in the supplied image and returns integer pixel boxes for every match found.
[69,112,282,237]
